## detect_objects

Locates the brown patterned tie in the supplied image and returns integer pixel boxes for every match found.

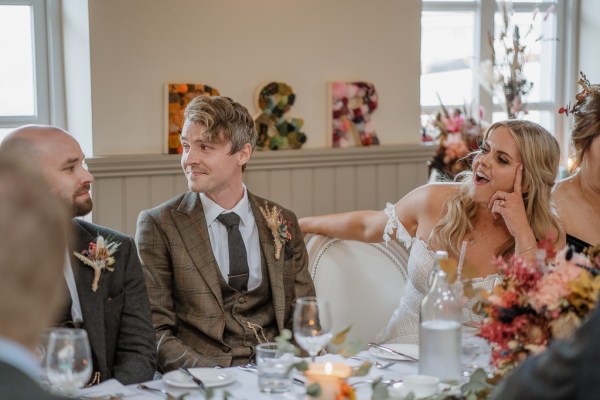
[217,212,249,292]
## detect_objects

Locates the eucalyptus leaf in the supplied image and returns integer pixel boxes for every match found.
[306,382,322,397]
[330,325,352,345]
[371,377,390,400]
[352,361,372,377]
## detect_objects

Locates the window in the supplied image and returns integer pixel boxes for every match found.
[0,0,63,142]
[421,0,569,141]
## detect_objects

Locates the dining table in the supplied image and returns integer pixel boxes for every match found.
[77,337,491,400]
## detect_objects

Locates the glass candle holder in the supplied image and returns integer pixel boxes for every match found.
[304,362,352,400]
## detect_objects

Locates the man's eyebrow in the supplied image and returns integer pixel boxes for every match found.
[62,157,80,166]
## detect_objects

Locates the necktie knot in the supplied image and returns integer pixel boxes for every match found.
[217,212,241,228]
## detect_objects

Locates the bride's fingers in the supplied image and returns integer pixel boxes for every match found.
[513,164,523,194]
[488,191,509,209]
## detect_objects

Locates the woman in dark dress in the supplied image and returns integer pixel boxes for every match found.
[553,73,600,253]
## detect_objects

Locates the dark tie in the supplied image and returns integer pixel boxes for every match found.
[217,212,249,292]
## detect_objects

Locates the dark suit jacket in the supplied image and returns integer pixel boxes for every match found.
[0,361,65,400]
[135,191,316,372]
[70,219,156,384]
[492,304,600,399]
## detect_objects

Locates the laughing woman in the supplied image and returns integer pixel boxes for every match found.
[299,120,564,344]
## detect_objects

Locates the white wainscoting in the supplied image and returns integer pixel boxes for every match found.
[87,144,434,237]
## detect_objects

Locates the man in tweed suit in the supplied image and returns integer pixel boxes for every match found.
[136,96,315,371]
[0,126,156,385]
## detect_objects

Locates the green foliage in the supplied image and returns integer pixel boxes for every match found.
[306,383,322,397]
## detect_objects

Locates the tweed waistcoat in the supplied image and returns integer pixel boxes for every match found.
[218,256,278,366]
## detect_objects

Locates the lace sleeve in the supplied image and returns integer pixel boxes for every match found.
[383,202,413,248]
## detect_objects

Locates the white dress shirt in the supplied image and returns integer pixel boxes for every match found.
[64,249,83,322]
[0,337,42,380]
[200,186,262,291]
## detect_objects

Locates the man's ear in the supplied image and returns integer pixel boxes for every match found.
[238,143,252,167]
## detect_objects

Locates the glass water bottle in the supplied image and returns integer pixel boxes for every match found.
[419,250,461,383]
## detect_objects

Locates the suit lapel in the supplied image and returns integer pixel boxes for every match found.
[249,193,286,328]
[172,192,224,308]
[70,220,106,371]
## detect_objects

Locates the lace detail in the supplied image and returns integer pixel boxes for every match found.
[376,220,499,345]
[383,202,413,248]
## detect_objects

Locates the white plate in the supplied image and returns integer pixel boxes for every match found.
[163,368,236,388]
[369,343,419,361]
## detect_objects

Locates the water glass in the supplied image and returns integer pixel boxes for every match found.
[44,328,93,395]
[256,342,295,393]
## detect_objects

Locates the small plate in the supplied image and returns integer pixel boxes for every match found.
[369,343,419,361]
[163,368,236,388]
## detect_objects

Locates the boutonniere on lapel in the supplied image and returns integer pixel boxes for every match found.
[259,204,293,260]
[73,235,121,292]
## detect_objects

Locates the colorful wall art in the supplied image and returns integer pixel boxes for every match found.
[254,82,307,150]
[330,81,379,148]
[165,83,220,154]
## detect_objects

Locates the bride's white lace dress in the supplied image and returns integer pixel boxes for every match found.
[377,203,500,344]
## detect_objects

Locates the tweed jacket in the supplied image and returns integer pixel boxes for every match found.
[135,191,315,372]
[0,361,66,400]
[70,219,156,384]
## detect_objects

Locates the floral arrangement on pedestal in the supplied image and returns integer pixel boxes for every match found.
[479,1,555,119]
[422,101,486,181]
[475,241,600,377]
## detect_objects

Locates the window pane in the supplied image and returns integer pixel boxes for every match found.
[492,9,557,105]
[492,110,554,133]
[0,5,35,117]
[421,11,475,107]
[0,128,12,143]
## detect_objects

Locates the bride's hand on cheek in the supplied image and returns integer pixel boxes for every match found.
[488,165,532,238]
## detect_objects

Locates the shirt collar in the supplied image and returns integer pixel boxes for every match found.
[200,185,251,228]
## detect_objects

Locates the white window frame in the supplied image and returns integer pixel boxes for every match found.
[421,0,576,160]
[0,0,64,130]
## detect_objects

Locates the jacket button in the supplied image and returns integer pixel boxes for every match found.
[222,345,231,353]
[238,296,246,304]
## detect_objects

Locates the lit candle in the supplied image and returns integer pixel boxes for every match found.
[304,362,352,400]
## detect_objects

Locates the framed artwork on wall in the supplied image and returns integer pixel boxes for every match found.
[164,83,220,154]
[253,81,307,150]
[329,81,379,148]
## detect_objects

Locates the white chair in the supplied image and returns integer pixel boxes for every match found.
[304,234,409,346]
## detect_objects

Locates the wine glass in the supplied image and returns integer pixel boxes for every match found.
[293,296,332,361]
[44,328,93,396]
[461,336,484,377]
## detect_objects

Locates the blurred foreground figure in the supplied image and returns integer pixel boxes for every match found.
[0,156,70,399]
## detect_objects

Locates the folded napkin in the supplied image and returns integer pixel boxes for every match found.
[75,378,136,399]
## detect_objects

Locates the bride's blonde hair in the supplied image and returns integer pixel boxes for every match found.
[430,120,562,258]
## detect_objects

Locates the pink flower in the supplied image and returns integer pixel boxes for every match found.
[331,82,347,99]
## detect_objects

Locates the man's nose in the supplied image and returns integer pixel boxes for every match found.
[81,167,94,183]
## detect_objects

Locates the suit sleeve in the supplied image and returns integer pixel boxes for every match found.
[491,305,600,400]
[135,210,219,371]
[111,236,157,384]
[285,210,316,329]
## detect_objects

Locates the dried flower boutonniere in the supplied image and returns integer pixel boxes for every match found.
[73,235,121,292]
[259,204,293,260]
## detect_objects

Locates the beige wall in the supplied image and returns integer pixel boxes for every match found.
[84,0,421,156]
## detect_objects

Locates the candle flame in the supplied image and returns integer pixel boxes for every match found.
[324,362,333,375]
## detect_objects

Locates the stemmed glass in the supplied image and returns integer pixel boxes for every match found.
[293,296,333,361]
[44,328,93,396]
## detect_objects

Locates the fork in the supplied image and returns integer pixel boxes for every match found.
[137,384,170,396]
[178,367,205,391]
[349,356,396,369]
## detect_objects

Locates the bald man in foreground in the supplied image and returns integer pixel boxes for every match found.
[0,125,156,385]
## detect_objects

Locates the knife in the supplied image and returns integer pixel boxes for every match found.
[178,367,205,391]
[367,343,419,362]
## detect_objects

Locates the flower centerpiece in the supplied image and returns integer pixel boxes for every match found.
[475,241,600,376]
[422,99,486,181]
[480,1,555,119]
